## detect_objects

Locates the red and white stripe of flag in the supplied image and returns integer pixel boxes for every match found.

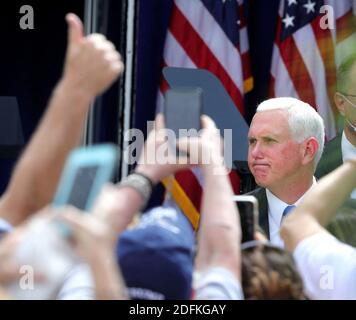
[271,0,356,141]
[157,0,252,229]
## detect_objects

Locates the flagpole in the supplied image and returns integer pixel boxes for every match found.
[82,0,96,146]
[121,0,137,179]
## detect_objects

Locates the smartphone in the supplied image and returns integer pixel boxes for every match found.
[232,195,259,243]
[52,144,117,211]
[6,145,118,299]
[164,87,203,153]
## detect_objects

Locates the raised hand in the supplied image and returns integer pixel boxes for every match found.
[62,13,124,100]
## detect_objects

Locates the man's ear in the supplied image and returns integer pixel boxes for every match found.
[302,137,319,165]
[334,92,346,116]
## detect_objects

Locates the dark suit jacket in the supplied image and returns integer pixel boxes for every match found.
[315,133,342,179]
[247,187,270,239]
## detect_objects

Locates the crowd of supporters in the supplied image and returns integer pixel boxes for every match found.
[1,13,356,300]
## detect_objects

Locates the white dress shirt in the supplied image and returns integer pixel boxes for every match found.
[267,177,317,247]
[341,131,356,199]
[0,218,13,233]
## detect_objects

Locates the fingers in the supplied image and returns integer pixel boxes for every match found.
[86,34,114,52]
[92,184,122,216]
[254,231,268,242]
[112,60,125,75]
[145,113,166,146]
[66,13,84,45]
[176,136,205,167]
[155,113,165,131]
[201,115,217,130]
[176,136,200,154]
[58,206,109,235]
[63,12,124,97]
[57,207,85,230]
[92,40,124,82]
[86,34,122,63]
[86,33,106,42]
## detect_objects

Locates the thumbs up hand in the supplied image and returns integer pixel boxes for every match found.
[66,12,84,44]
[62,13,124,100]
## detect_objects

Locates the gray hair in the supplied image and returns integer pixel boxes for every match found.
[256,97,325,166]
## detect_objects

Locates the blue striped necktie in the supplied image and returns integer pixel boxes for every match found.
[280,205,296,225]
[0,229,7,241]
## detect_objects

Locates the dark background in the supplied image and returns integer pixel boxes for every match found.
[0,0,280,198]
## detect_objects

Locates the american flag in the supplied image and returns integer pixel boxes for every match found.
[157,0,252,229]
[270,0,356,140]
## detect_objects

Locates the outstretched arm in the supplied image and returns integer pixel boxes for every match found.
[0,14,123,226]
[280,159,356,252]
[59,207,128,300]
[182,116,241,281]
[92,113,193,234]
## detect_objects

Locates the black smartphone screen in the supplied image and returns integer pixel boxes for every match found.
[236,201,255,243]
[67,166,99,210]
[164,87,202,138]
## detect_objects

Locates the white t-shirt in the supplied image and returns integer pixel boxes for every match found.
[293,232,356,300]
[194,267,244,300]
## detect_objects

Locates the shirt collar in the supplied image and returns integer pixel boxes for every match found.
[341,130,356,163]
[341,131,356,199]
[0,218,13,233]
[266,177,317,224]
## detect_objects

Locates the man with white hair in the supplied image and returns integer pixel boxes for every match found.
[247,97,325,247]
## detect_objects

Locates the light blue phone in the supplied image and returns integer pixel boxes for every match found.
[52,144,118,212]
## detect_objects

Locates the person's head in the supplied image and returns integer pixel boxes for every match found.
[248,97,325,193]
[117,206,195,300]
[334,53,356,130]
[241,241,305,299]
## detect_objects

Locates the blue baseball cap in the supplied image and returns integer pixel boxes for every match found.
[117,205,195,300]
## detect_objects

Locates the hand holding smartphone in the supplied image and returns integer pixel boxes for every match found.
[6,145,119,299]
[52,143,118,238]
[164,87,203,155]
[53,144,118,212]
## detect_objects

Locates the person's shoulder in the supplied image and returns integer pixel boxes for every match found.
[316,133,343,179]
[324,133,342,151]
